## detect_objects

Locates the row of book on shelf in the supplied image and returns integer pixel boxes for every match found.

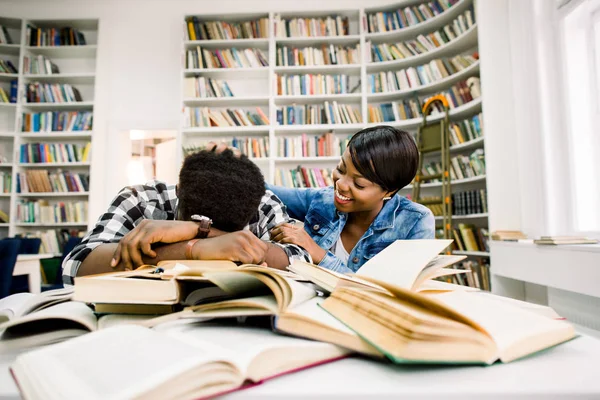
[183,107,269,128]
[186,47,268,70]
[368,78,480,122]
[423,189,488,217]
[277,132,349,158]
[185,17,269,41]
[368,52,478,93]
[0,25,14,44]
[184,138,270,159]
[441,259,491,291]
[421,148,485,182]
[25,82,84,104]
[277,74,358,96]
[19,143,91,164]
[16,170,89,193]
[15,199,88,224]
[277,102,362,125]
[0,80,17,103]
[21,111,93,132]
[21,228,85,254]
[0,59,18,74]
[26,25,87,47]
[0,171,11,193]
[367,8,475,63]
[365,0,459,33]
[274,166,334,188]
[449,112,482,145]
[183,77,234,98]
[277,44,360,67]
[274,14,350,38]
[450,224,489,253]
[22,55,60,75]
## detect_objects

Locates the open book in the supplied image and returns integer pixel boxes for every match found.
[11,323,349,400]
[0,299,151,352]
[320,276,576,365]
[0,287,73,324]
[289,239,467,293]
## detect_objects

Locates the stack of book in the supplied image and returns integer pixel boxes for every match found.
[533,236,599,245]
[1,240,577,399]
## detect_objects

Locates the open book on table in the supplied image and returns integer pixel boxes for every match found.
[320,276,576,365]
[289,239,467,293]
[0,298,152,352]
[0,287,73,324]
[11,323,349,400]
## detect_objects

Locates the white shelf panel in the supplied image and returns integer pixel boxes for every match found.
[22,73,95,84]
[453,250,490,257]
[274,123,364,133]
[184,38,269,49]
[435,213,488,221]
[17,192,89,198]
[450,136,484,152]
[0,103,17,108]
[0,163,13,168]
[274,156,340,163]
[23,45,97,59]
[0,193,10,198]
[274,93,361,104]
[403,174,486,189]
[366,25,478,73]
[21,102,94,111]
[183,96,269,107]
[0,223,9,228]
[0,132,15,138]
[15,222,88,227]
[365,0,474,43]
[276,35,360,47]
[182,126,269,135]
[183,67,269,79]
[0,44,20,55]
[274,64,361,75]
[18,162,91,168]
[19,131,93,139]
[0,73,18,81]
[367,61,480,101]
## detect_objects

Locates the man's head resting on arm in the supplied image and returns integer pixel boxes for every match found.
[177,148,266,230]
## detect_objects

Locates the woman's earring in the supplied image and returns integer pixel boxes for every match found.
[383,196,391,201]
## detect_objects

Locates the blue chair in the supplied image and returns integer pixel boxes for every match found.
[42,236,82,291]
[0,238,22,299]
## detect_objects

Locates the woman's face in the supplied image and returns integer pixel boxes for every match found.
[332,149,391,213]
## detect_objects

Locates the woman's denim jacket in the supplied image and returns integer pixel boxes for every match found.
[267,184,435,274]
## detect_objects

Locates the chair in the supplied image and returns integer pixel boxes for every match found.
[0,238,22,299]
[42,236,82,292]
[11,237,43,294]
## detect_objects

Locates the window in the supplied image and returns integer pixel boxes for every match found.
[560,0,600,234]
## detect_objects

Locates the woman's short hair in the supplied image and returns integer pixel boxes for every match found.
[347,125,419,192]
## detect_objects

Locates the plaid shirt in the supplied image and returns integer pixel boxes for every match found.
[62,180,312,285]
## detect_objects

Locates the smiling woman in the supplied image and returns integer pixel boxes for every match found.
[268,125,435,274]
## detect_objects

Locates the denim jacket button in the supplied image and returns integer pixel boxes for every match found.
[352,257,359,263]
[312,224,320,231]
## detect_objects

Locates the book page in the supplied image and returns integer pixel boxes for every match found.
[356,240,453,289]
[13,325,240,399]
[431,291,576,362]
[0,301,97,332]
[0,293,33,323]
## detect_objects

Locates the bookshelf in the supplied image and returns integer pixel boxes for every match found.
[0,17,97,255]
[179,1,488,287]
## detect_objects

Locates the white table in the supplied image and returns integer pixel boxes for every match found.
[1,335,599,399]
[13,254,56,294]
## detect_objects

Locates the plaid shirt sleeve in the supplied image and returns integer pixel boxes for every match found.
[62,181,177,285]
[249,190,313,265]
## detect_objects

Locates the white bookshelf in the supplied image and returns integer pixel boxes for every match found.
[178,1,487,272]
[0,17,97,243]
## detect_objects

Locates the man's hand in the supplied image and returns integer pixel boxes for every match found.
[270,222,326,263]
[192,230,268,265]
[206,141,242,157]
[112,220,199,270]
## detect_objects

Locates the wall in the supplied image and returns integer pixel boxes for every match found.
[0,0,395,221]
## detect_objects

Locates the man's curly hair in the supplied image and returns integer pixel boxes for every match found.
[177,149,265,232]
